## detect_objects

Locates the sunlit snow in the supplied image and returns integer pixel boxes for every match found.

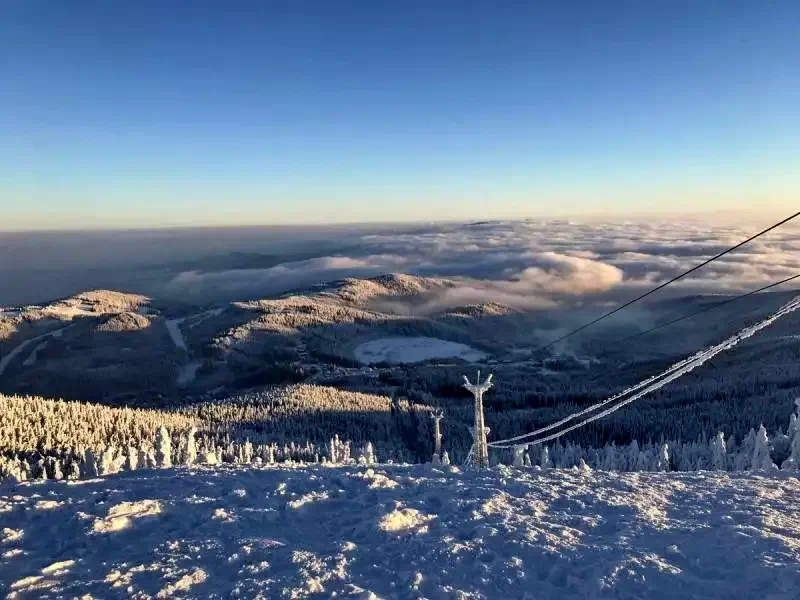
[2,464,799,599]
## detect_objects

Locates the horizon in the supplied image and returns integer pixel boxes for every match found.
[3,1,799,230]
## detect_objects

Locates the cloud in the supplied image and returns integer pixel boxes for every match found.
[161,219,800,308]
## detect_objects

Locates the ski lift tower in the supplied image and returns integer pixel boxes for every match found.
[463,371,493,469]
[430,408,445,457]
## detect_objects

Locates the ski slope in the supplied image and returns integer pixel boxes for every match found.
[2,464,799,599]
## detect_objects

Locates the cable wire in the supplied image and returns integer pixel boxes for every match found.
[533,210,800,355]
[490,293,800,448]
[605,273,800,349]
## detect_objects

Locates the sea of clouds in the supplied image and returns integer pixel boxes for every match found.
[2,218,798,309]
[162,219,800,310]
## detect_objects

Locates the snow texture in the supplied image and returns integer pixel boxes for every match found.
[2,464,800,599]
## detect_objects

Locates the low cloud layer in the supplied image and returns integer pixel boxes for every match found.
[161,219,800,310]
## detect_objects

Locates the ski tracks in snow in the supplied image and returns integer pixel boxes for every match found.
[1,465,800,599]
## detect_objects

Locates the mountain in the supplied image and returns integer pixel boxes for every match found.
[1,275,799,451]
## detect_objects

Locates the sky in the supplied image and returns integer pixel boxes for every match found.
[1,1,799,230]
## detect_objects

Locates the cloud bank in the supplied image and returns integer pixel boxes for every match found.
[162,219,800,310]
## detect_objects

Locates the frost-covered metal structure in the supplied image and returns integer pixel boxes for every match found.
[463,371,493,469]
[430,408,444,457]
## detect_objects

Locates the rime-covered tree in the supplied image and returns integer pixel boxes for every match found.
[710,432,727,470]
[155,426,172,468]
[751,425,775,471]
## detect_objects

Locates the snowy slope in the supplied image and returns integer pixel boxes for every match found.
[1,465,799,599]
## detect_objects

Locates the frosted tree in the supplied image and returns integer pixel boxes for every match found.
[512,446,525,467]
[733,429,756,471]
[540,445,552,468]
[83,449,99,477]
[363,441,376,465]
[656,443,670,472]
[242,440,253,464]
[751,425,775,471]
[202,448,218,465]
[98,445,117,476]
[184,427,197,466]
[126,446,138,471]
[441,450,451,465]
[44,456,62,480]
[782,424,800,469]
[342,440,351,464]
[155,425,172,468]
[601,444,618,471]
[783,400,800,469]
[710,432,727,470]
[625,441,641,471]
[523,450,532,467]
[66,459,81,480]
[137,442,149,470]
[328,436,339,463]
[430,409,444,462]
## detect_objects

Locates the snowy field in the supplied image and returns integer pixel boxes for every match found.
[2,465,799,599]
[354,337,487,365]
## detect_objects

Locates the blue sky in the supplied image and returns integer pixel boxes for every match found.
[2,1,798,230]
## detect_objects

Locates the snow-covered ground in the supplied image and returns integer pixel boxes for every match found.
[177,361,202,386]
[0,326,70,377]
[354,337,487,365]
[21,341,47,368]
[164,318,187,351]
[2,465,799,599]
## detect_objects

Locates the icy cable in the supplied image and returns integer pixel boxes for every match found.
[490,294,800,449]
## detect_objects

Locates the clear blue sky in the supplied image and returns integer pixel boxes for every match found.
[2,1,798,230]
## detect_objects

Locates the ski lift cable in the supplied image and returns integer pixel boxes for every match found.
[533,210,800,356]
[490,294,800,448]
[486,272,800,449]
[604,273,800,349]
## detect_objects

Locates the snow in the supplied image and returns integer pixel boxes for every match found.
[165,318,187,351]
[41,304,96,320]
[21,341,47,367]
[2,465,799,599]
[0,326,69,377]
[354,337,488,365]
[177,361,202,386]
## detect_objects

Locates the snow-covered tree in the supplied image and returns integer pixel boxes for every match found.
[126,446,138,471]
[155,426,172,468]
[751,425,775,471]
[539,445,552,468]
[656,443,670,472]
[710,432,727,470]
[441,450,451,465]
[733,429,756,471]
[183,427,197,466]
[359,441,376,465]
